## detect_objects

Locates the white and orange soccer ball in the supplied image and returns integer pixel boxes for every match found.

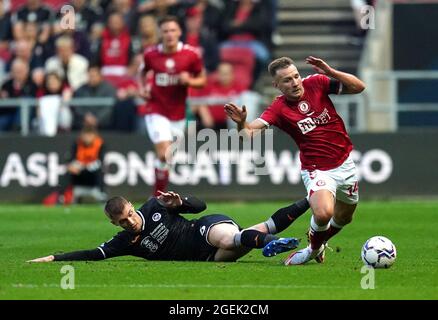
[361,236,397,269]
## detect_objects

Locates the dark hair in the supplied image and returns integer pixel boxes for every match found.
[268,57,296,77]
[105,196,128,217]
[158,15,181,28]
[43,72,63,95]
[88,64,101,72]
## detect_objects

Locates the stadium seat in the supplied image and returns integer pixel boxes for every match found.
[220,47,255,90]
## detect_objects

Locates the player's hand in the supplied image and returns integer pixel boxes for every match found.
[179,72,191,86]
[305,56,334,76]
[157,191,183,208]
[67,161,83,175]
[224,103,247,124]
[27,255,55,263]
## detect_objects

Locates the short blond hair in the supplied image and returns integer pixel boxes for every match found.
[268,57,296,77]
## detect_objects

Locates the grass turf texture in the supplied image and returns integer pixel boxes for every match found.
[0,201,437,300]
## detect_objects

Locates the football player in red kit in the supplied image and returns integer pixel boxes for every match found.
[225,56,365,265]
[138,16,207,196]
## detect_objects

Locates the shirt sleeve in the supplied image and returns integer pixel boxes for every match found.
[258,105,279,127]
[53,248,105,261]
[99,232,133,259]
[315,74,341,95]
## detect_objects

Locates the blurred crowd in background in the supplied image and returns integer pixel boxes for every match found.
[0,0,280,135]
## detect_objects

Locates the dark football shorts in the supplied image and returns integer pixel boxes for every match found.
[192,214,242,261]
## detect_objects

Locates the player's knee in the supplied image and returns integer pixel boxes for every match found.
[217,237,235,250]
[157,153,167,163]
[312,207,333,224]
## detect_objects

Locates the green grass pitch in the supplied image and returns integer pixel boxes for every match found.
[0,200,437,300]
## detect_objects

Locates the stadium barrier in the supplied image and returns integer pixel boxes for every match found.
[0,97,115,135]
[0,130,437,202]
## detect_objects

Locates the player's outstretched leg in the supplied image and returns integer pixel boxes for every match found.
[262,237,300,257]
[283,243,327,265]
[264,198,309,234]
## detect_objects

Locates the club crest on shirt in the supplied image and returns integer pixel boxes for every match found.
[152,212,162,222]
[298,101,311,114]
[165,58,175,71]
[316,180,326,186]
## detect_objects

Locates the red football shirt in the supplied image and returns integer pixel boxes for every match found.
[142,42,204,121]
[259,74,352,171]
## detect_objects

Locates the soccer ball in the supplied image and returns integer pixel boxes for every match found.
[361,236,397,268]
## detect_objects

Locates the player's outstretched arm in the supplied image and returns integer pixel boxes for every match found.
[27,249,106,262]
[224,103,267,138]
[305,56,365,94]
[27,255,55,263]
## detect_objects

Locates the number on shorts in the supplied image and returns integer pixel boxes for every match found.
[348,181,359,197]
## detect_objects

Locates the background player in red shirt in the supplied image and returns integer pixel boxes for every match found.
[225,56,365,265]
[138,16,207,197]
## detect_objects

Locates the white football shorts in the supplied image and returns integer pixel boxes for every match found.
[145,113,186,144]
[301,154,359,205]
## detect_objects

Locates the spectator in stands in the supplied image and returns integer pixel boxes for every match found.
[22,22,50,69]
[108,0,138,34]
[11,0,53,44]
[219,0,271,88]
[350,0,375,42]
[45,36,89,91]
[133,14,159,54]
[112,76,140,133]
[0,58,37,132]
[137,0,179,19]
[183,5,219,73]
[188,0,222,36]
[69,0,104,34]
[37,72,73,136]
[51,17,93,61]
[7,39,44,85]
[66,125,107,204]
[0,0,12,85]
[190,62,244,131]
[95,11,135,79]
[0,0,13,47]
[72,65,116,131]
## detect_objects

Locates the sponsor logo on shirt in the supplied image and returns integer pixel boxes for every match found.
[150,223,169,244]
[297,108,331,134]
[141,236,159,253]
[155,73,179,86]
[297,117,317,134]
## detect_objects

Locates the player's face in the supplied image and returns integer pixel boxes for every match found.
[110,202,143,234]
[160,21,182,50]
[273,65,303,101]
